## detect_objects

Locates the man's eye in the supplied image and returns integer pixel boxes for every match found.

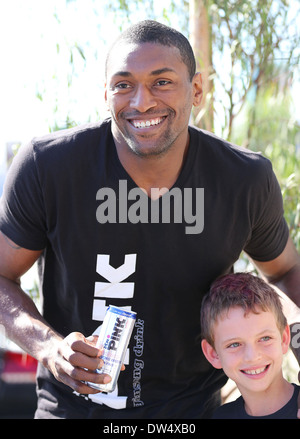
[114,83,131,90]
[156,80,171,86]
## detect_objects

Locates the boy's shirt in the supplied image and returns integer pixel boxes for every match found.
[212,384,300,419]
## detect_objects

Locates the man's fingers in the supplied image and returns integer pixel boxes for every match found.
[65,332,101,357]
[60,333,105,372]
[47,332,120,395]
[67,350,104,370]
[58,365,111,395]
[53,353,111,394]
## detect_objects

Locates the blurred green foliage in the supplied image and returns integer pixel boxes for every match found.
[231,83,300,251]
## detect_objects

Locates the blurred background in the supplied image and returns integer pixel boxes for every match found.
[0,0,299,417]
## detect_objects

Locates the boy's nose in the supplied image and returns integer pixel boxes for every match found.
[244,344,262,363]
[130,85,157,113]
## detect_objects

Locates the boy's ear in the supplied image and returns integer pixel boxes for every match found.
[201,339,223,369]
[281,324,291,355]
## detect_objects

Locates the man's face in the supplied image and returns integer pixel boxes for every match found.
[105,42,202,158]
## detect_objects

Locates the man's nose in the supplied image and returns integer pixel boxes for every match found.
[130,85,157,113]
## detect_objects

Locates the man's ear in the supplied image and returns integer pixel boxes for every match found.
[201,339,223,369]
[104,84,110,112]
[192,72,203,107]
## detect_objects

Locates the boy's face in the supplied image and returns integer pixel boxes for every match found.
[201,307,290,397]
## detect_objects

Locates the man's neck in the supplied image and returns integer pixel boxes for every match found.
[114,133,190,199]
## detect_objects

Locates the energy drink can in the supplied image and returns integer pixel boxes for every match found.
[88,305,136,392]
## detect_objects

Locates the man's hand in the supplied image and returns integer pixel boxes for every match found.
[0,234,116,395]
[44,332,112,394]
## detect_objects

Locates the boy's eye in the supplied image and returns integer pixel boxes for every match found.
[260,336,271,342]
[227,342,240,348]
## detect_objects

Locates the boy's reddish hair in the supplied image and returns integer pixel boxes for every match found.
[201,272,287,347]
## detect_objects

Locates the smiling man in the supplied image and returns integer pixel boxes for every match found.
[105,33,202,195]
[106,43,200,154]
[0,20,299,419]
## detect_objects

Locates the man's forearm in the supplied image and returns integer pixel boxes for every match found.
[269,263,300,366]
[0,275,109,394]
[270,262,300,309]
[0,275,62,365]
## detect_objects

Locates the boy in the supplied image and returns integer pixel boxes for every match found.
[201,272,300,418]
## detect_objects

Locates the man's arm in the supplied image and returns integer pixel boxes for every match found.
[252,236,300,349]
[253,237,300,307]
[0,232,110,394]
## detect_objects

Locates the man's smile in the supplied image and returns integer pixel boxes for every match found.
[130,116,166,129]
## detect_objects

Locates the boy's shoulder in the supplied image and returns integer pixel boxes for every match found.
[211,384,300,419]
[211,395,245,419]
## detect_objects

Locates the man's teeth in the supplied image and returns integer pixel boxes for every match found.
[242,366,268,375]
[132,117,164,129]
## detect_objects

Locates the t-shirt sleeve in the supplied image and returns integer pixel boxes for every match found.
[0,140,47,250]
[243,158,289,262]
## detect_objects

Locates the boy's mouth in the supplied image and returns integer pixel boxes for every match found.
[241,364,270,375]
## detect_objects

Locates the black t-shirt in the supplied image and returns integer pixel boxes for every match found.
[0,119,289,419]
[212,384,300,419]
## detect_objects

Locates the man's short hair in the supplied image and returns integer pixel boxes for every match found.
[106,20,196,81]
[201,272,288,347]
